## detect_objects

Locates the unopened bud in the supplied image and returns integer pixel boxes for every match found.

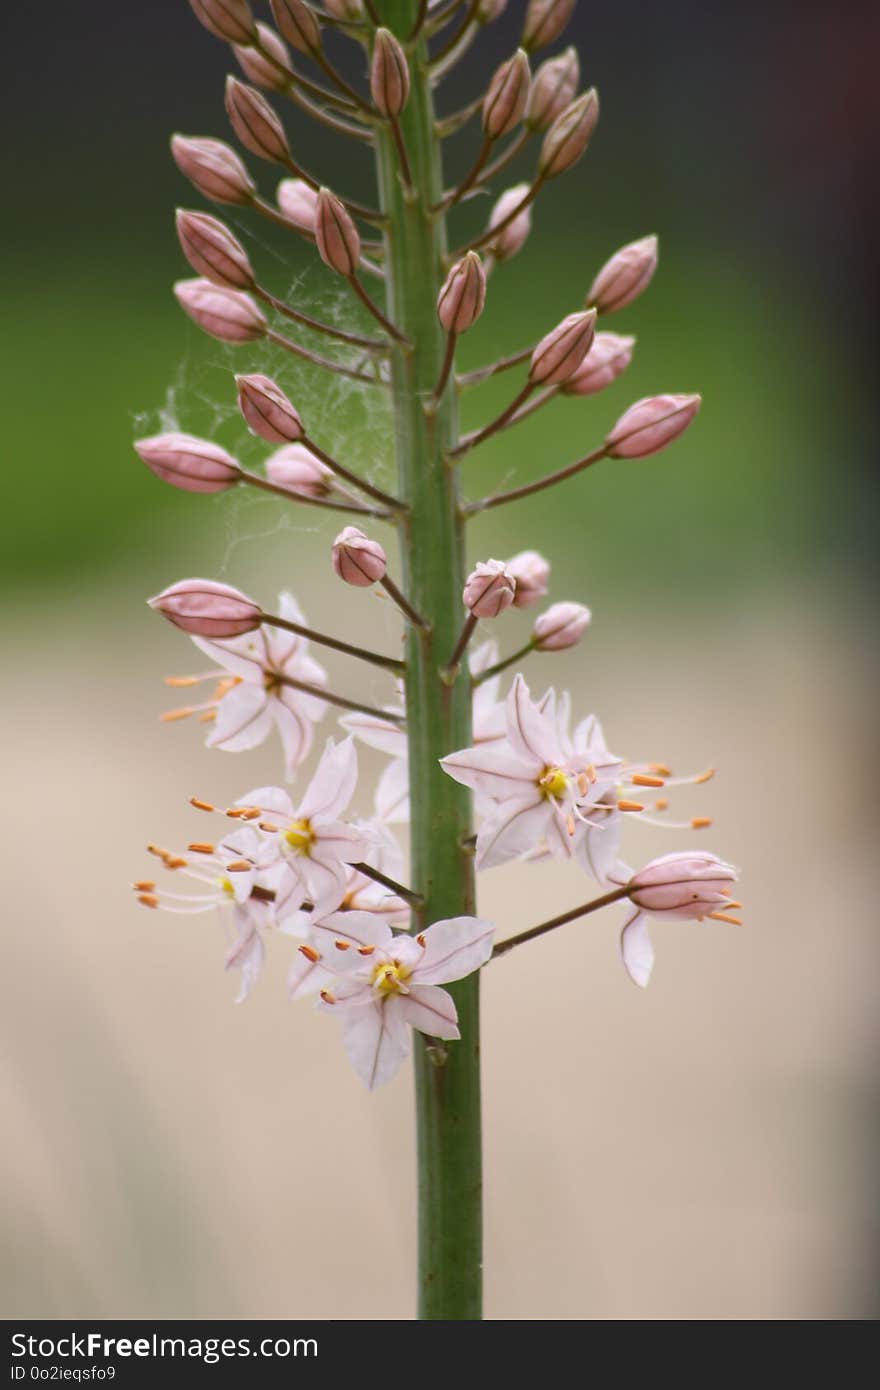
[437,252,486,333]
[529,309,596,385]
[175,209,255,289]
[538,89,599,179]
[323,0,364,18]
[506,551,550,608]
[136,433,241,495]
[225,77,291,165]
[476,0,508,21]
[486,184,533,262]
[174,278,267,343]
[270,0,321,55]
[277,178,319,232]
[149,579,262,638]
[562,331,634,397]
[233,23,292,91]
[189,0,255,44]
[588,235,658,315]
[371,29,410,118]
[483,50,531,140]
[463,561,516,618]
[606,394,701,459]
[266,444,335,496]
[526,47,579,130]
[522,0,576,51]
[332,527,387,586]
[532,601,590,651]
[315,189,361,276]
[236,373,305,443]
[171,135,256,206]
[628,852,737,920]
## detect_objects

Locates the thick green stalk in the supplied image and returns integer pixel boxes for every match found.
[373,1,481,1320]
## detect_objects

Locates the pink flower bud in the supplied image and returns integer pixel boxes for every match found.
[315,188,361,276]
[332,527,387,587]
[175,209,256,289]
[522,0,576,51]
[233,23,292,90]
[526,47,579,130]
[174,278,267,343]
[149,579,262,638]
[505,550,550,608]
[529,309,596,385]
[476,0,508,21]
[270,0,321,55]
[277,178,319,232]
[486,185,533,262]
[236,373,305,443]
[561,331,635,397]
[437,252,487,334]
[483,50,531,140]
[171,135,256,206]
[266,444,335,496]
[588,235,658,314]
[628,852,738,920]
[532,601,591,651]
[606,394,701,459]
[323,0,364,18]
[538,89,599,179]
[371,28,410,118]
[189,0,255,45]
[225,77,291,165]
[463,561,516,618]
[135,432,242,495]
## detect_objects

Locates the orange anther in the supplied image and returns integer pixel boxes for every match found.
[358,944,376,956]
[137,893,159,908]
[161,707,194,722]
[618,800,645,813]
[320,989,337,1005]
[190,798,215,813]
[691,817,712,830]
[166,856,188,870]
[299,944,320,963]
[632,774,665,788]
[654,798,669,811]
[334,940,351,951]
[239,807,262,820]
[708,911,742,926]
[187,842,215,855]
[694,767,716,784]
[649,763,673,777]
[417,934,426,948]
[198,711,217,723]
[259,821,279,833]
[164,675,202,688]
[133,880,156,892]
[226,859,252,872]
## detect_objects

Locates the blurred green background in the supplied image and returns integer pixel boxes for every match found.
[3,0,879,1320]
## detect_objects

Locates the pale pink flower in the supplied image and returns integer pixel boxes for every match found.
[506,550,550,607]
[332,527,387,586]
[606,394,701,459]
[149,579,261,638]
[463,559,516,617]
[276,178,319,232]
[562,331,635,397]
[164,592,327,778]
[612,853,740,987]
[265,443,336,497]
[588,235,658,314]
[233,22,292,91]
[240,737,367,917]
[291,916,495,1088]
[532,600,591,650]
[486,184,533,262]
[135,431,241,494]
[174,278,267,344]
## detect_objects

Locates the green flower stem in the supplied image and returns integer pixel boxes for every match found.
[374,0,481,1321]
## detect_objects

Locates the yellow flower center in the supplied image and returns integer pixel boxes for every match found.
[284,818,314,854]
[371,959,411,997]
[219,876,235,899]
[539,765,569,799]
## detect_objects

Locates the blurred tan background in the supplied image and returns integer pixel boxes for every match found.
[3,0,879,1319]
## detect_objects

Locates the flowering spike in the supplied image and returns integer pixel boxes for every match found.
[135,432,242,494]
[606,394,701,459]
[522,0,576,52]
[529,309,596,385]
[506,551,550,608]
[270,0,321,56]
[332,527,388,587]
[538,89,599,179]
[561,331,635,397]
[483,50,531,141]
[588,235,659,315]
[526,48,579,130]
[486,184,533,262]
[174,279,267,343]
[315,188,361,276]
[171,135,256,206]
[233,23,292,91]
[532,601,591,650]
[148,580,262,638]
[371,29,410,119]
[189,0,256,45]
[463,561,517,618]
[175,209,255,290]
[437,252,487,333]
[225,77,291,166]
[236,373,305,444]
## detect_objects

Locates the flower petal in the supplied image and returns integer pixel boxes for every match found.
[375,757,410,823]
[505,674,560,766]
[339,710,407,758]
[311,911,393,954]
[475,796,550,870]
[620,908,655,988]
[342,1000,411,1089]
[414,916,495,984]
[207,683,273,753]
[271,694,314,779]
[397,984,460,1040]
[299,737,359,820]
[190,632,265,683]
[440,742,536,800]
